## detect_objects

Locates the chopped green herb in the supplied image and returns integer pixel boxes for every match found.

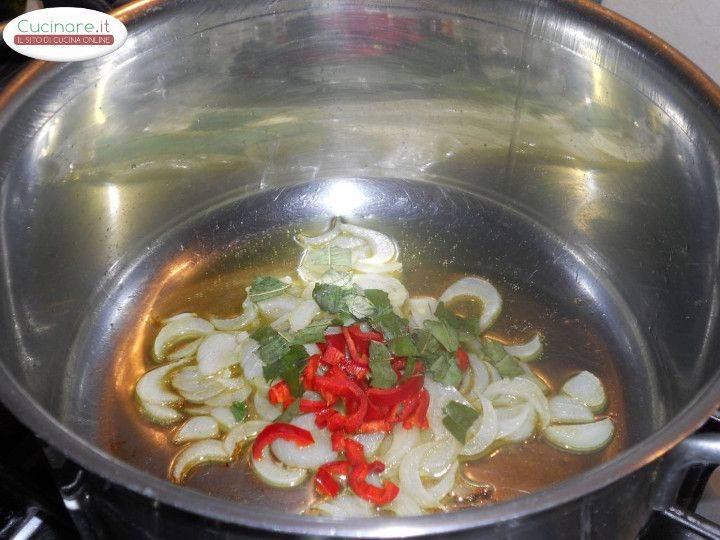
[424,319,459,352]
[402,357,417,379]
[255,328,291,366]
[364,289,393,318]
[317,269,354,287]
[412,329,442,359]
[442,400,480,443]
[458,332,484,355]
[251,325,280,344]
[263,345,309,396]
[435,301,476,334]
[291,318,332,345]
[345,295,376,319]
[482,337,507,364]
[305,246,352,272]
[247,276,290,302]
[495,354,524,378]
[428,352,463,388]
[391,334,419,357]
[372,311,408,340]
[230,401,248,422]
[274,398,301,423]
[312,283,356,314]
[368,341,398,388]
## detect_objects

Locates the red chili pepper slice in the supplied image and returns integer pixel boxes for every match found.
[331,430,346,452]
[324,333,346,352]
[342,326,365,366]
[302,354,320,390]
[347,325,384,343]
[252,423,314,460]
[397,392,421,423]
[348,462,399,505]
[268,380,294,409]
[343,438,366,465]
[299,399,327,413]
[456,347,470,371]
[358,420,393,433]
[314,407,336,429]
[403,388,430,429]
[366,375,424,408]
[315,469,339,497]
[321,345,345,366]
[314,460,351,497]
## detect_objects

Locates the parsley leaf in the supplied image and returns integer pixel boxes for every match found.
[312,283,356,313]
[482,337,524,377]
[424,319,459,352]
[253,326,291,366]
[368,341,398,388]
[391,334,419,357]
[428,352,463,387]
[435,301,476,334]
[305,246,352,272]
[364,289,393,317]
[263,344,309,396]
[372,312,408,340]
[247,276,290,302]
[291,318,332,345]
[412,329,442,359]
[345,295,376,319]
[230,401,248,422]
[442,400,480,443]
[402,357,417,379]
[274,398,301,423]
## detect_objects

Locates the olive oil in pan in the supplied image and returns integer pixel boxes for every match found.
[99,220,626,511]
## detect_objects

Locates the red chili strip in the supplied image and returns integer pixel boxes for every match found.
[348,462,399,505]
[366,375,423,408]
[268,380,294,409]
[252,423,314,460]
[456,347,470,371]
[403,388,430,429]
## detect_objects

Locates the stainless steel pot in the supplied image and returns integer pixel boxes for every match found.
[1,0,720,538]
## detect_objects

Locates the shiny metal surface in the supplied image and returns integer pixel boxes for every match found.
[0,0,719,537]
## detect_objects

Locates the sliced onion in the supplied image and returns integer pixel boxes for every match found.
[504,333,543,362]
[351,432,385,458]
[425,378,470,440]
[352,273,409,314]
[252,379,282,421]
[561,371,607,412]
[162,312,196,324]
[388,491,423,517]
[256,294,300,320]
[314,494,374,518]
[167,338,202,360]
[399,442,458,508]
[439,276,502,332]
[468,354,490,397]
[197,333,242,375]
[407,296,438,330]
[184,404,214,416]
[421,438,460,478]
[210,407,238,431]
[461,396,498,456]
[485,361,501,383]
[203,386,251,407]
[252,446,308,488]
[549,395,595,425]
[340,223,397,266]
[237,339,262,380]
[495,403,535,442]
[543,418,614,453]
[353,260,403,274]
[271,414,336,469]
[289,299,320,332]
[170,439,229,482]
[153,316,214,362]
[382,425,420,474]
[140,402,183,425]
[519,363,551,395]
[171,366,225,403]
[173,415,220,443]
[304,343,321,356]
[484,377,550,427]
[296,218,341,247]
[136,358,188,405]
[210,298,258,331]
[223,420,269,455]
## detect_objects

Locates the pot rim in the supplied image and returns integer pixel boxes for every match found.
[1,0,720,536]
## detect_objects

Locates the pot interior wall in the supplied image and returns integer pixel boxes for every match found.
[0,0,718,504]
